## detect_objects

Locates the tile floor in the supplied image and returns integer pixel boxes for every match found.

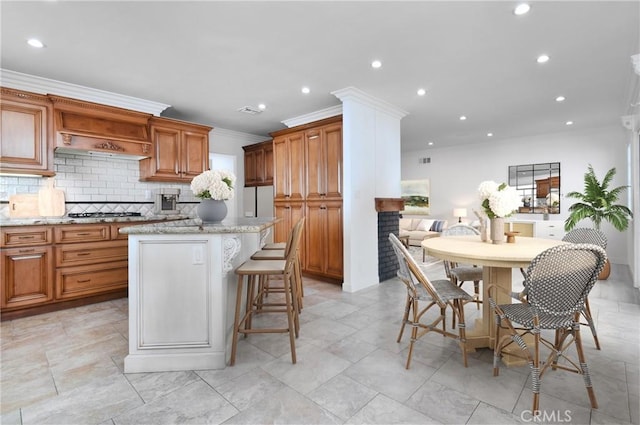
[1,252,639,425]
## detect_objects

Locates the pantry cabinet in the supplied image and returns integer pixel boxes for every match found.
[0,87,55,176]
[140,117,211,183]
[271,116,343,281]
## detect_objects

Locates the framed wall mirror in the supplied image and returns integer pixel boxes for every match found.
[508,162,560,214]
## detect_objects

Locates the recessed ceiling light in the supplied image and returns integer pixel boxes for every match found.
[555,96,566,102]
[417,88,426,96]
[258,103,266,110]
[301,87,310,94]
[27,38,44,48]
[513,3,531,15]
[371,60,382,69]
[537,54,550,64]
[487,132,493,137]
[459,115,467,121]
[565,121,574,126]
[428,142,434,146]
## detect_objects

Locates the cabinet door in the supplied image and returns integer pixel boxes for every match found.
[323,123,342,199]
[287,133,305,200]
[181,130,209,180]
[1,246,54,309]
[0,90,54,176]
[305,129,323,200]
[56,260,128,300]
[273,136,289,199]
[263,143,274,185]
[324,200,343,279]
[304,200,343,279]
[274,201,304,243]
[244,149,258,186]
[150,124,181,179]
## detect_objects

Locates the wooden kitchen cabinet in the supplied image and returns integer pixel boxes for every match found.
[140,117,212,183]
[304,200,343,280]
[305,122,342,200]
[271,116,343,281]
[1,225,54,310]
[0,87,55,176]
[243,140,273,186]
[273,131,305,200]
[535,176,560,198]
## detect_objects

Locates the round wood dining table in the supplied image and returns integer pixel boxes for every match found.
[422,234,566,365]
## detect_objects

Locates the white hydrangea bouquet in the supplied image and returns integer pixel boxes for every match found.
[478,180,521,218]
[190,169,236,200]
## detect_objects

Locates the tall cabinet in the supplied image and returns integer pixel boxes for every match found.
[271,116,343,281]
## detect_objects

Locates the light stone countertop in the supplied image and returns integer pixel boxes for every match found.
[119,217,279,234]
[0,214,189,227]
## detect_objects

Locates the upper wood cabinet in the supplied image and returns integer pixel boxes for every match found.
[305,122,342,200]
[273,131,305,200]
[0,88,54,176]
[140,117,212,183]
[243,140,273,187]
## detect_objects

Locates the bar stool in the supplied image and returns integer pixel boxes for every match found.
[251,218,305,309]
[230,218,304,365]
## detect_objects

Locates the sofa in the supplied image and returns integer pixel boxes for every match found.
[399,218,448,246]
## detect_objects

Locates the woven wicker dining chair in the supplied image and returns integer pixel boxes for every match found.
[389,233,473,369]
[561,227,607,350]
[489,243,607,415]
[440,224,483,309]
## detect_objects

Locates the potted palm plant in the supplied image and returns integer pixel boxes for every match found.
[564,164,633,279]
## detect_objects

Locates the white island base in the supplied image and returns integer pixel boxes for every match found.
[121,218,275,373]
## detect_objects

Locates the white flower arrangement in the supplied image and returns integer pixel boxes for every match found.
[546,192,559,206]
[190,169,236,200]
[478,180,521,218]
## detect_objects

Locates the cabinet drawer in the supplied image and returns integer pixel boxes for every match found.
[55,240,128,267]
[1,226,53,247]
[55,224,111,243]
[55,261,128,300]
[535,222,565,240]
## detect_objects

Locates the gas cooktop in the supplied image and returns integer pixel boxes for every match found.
[68,212,142,218]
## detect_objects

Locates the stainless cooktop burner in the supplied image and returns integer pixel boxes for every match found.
[68,212,142,218]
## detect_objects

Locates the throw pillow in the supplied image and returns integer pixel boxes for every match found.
[416,219,435,231]
[430,220,445,232]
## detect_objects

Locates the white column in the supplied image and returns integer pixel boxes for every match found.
[332,87,408,292]
[622,114,640,288]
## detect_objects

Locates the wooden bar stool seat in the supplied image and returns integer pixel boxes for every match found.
[262,242,286,250]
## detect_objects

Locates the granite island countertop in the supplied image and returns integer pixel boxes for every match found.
[0,214,189,227]
[120,217,279,234]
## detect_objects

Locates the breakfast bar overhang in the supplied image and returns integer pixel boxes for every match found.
[120,217,277,373]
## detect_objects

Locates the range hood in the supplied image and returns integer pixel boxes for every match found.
[49,95,153,160]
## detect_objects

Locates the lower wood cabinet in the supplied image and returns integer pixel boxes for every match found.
[304,200,343,280]
[0,221,164,319]
[1,246,54,309]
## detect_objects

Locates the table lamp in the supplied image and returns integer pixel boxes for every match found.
[453,208,467,223]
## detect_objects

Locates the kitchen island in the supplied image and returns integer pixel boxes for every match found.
[120,217,277,373]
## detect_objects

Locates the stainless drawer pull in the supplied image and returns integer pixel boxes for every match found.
[18,235,35,239]
[77,279,91,283]
[75,232,91,236]
[77,252,91,256]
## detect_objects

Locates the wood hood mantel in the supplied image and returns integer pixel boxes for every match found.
[49,95,152,159]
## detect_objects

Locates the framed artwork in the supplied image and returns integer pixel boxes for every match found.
[401,179,430,215]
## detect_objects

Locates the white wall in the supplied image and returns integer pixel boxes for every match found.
[401,125,631,265]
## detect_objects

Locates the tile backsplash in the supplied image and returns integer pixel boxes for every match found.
[0,152,199,219]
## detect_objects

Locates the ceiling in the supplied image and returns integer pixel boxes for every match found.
[2,1,639,152]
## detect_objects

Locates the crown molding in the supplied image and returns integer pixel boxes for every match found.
[281,104,343,128]
[211,127,268,144]
[331,86,409,120]
[0,69,170,116]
